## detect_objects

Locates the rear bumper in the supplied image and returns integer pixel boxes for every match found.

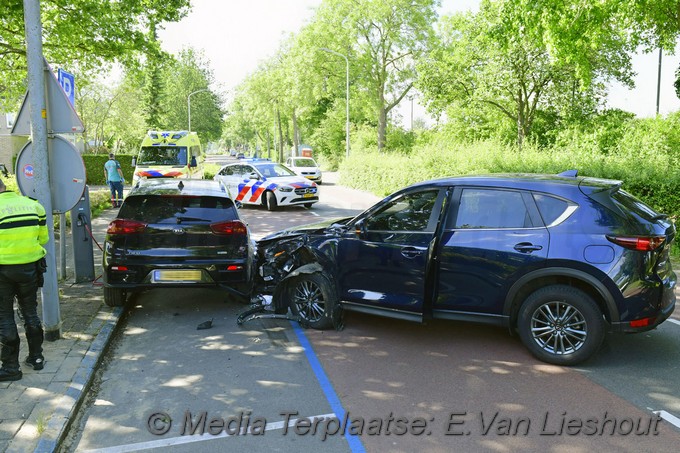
[610,293,676,333]
[103,261,250,292]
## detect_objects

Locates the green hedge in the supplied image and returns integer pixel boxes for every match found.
[83,154,136,185]
[338,139,680,222]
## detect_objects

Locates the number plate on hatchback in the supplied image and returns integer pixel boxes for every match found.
[152,270,202,282]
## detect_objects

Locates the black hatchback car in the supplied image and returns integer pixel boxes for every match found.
[255,171,676,365]
[102,179,252,306]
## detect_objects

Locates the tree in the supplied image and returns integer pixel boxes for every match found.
[162,48,224,142]
[417,3,611,146]
[311,0,439,151]
[0,0,191,106]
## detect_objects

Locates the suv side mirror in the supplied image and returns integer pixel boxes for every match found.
[354,219,367,238]
[190,156,197,168]
[249,172,259,180]
[132,157,137,167]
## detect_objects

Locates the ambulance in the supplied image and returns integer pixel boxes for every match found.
[132,130,204,183]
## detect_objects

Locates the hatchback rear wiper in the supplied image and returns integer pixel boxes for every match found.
[175,216,210,223]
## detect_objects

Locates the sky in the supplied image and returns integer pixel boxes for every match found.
[157,0,680,123]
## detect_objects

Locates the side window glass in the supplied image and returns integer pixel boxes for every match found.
[366,190,439,232]
[533,193,570,226]
[455,189,531,229]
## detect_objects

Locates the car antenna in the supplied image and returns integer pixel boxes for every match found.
[178,181,184,191]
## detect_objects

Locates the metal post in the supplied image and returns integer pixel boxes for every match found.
[188,88,209,131]
[23,0,61,340]
[318,48,350,158]
[656,48,662,116]
[59,213,66,280]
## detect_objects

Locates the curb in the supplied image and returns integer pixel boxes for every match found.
[31,306,124,453]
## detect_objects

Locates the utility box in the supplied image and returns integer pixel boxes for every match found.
[70,186,95,283]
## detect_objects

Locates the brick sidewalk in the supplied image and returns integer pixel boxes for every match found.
[0,207,124,453]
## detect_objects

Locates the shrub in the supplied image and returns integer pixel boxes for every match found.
[83,154,136,185]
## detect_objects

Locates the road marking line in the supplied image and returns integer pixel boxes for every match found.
[82,413,336,453]
[309,210,320,217]
[667,318,680,327]
[653,410,680,429]
[291,321,366,453]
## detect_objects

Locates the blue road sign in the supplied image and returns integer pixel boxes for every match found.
[57,68,75,106]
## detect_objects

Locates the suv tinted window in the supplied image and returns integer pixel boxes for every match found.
[533,193,571,226]
[120,195,238,223]
[610,189,660,223]
[454,189,530,229]
[366,190,439,232]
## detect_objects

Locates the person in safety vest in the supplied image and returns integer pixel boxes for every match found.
[0,178,48,381]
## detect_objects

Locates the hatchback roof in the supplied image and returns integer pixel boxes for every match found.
[129,178,231,198]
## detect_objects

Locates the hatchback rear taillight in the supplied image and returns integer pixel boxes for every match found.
[210,220,248,235]
[107,219,147,234]
[606,235,665,251]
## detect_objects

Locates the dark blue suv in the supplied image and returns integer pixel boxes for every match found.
[255,172,676,365]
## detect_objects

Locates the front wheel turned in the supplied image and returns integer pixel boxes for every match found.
[266,191,278,211]
[288,273,335,329]
[517,285,604,366]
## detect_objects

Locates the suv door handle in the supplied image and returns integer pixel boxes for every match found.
[401,247,424,259]
[514,242,543,253]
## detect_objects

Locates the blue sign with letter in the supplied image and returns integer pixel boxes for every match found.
[57,68,75,106]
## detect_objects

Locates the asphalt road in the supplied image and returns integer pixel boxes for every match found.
[62,171,680,453]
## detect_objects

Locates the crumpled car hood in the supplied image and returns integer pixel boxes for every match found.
[259,217,352,243]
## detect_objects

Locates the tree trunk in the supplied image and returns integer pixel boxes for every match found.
[276,107,284,162]
[292,108,299,157]
[378,105,387,152]
[517,89,524,149]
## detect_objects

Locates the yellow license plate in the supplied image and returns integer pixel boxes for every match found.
[303,193,314,198]
[153,270,202,282]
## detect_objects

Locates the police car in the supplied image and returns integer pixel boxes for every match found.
[214,159,318,211]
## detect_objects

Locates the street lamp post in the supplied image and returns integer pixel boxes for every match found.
[188,88,210,131]
[318,47,350,158]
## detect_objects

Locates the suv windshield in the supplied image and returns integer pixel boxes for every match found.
[138,146,188,166]
[119,195,237,223]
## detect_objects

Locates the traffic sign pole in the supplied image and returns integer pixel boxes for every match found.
[23,0,61,340]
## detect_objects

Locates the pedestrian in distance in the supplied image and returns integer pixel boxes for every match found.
[0,177,49,381]
[104,153,125,208]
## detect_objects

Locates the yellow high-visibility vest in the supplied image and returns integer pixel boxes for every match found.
[0,191,48,265]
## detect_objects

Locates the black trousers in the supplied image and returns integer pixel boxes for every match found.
[0,262,44,370]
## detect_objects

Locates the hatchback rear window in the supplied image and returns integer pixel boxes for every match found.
[119,195,238,223]
[610,189,661,223]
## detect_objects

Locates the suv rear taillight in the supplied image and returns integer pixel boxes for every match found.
[210,220,247,235]
[606,235,665,251]
[107,219,147,234]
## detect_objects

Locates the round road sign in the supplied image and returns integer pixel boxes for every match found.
[15,136,86,213]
